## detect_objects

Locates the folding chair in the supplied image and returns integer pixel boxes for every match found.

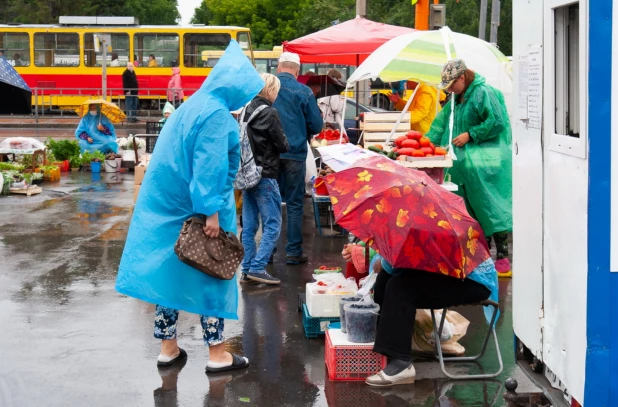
[430,299,503,380]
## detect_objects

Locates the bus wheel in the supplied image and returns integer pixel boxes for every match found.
[370,94,391,110]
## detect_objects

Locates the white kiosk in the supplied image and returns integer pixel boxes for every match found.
[512,0,616,405]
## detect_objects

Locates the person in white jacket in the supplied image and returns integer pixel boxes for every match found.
[318,68,345,128]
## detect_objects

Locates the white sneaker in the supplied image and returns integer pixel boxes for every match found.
[365,364,416,387]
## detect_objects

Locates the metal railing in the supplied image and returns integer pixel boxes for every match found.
[32,87,199,122]
[29,86,397,123]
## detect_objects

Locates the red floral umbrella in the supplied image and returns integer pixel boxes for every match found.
[324,156,490,279]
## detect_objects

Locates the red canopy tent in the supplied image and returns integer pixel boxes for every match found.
[283,17,416,66]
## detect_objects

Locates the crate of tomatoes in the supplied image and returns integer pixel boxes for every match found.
[311,128,349,147]
[388,131,453,184]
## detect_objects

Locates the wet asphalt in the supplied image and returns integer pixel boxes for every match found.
[0,172,534,407]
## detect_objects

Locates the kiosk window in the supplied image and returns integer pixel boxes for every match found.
[554,3,579,137]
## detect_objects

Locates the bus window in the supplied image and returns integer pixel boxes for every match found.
[34,33,79,67]
[84,33,129,67]
[134,33,179,67]
[183,33,231,68]
[0,33,30,67]
[237,32,251,51]
[254,59,268,74]
[301,63,317,75]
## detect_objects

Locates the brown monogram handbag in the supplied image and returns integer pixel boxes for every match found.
[174,216,244,280]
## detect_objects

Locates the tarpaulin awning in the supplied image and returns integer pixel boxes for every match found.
[283,17,416,66]
[0,58,31,115]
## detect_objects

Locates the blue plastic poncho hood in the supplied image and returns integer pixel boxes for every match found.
[116,41,264,318]
[74,111,118,153]
[196,44,263,112]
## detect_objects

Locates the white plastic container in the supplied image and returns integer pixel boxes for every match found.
[306,282,355,318]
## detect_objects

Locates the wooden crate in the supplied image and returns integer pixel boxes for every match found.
[361,112,410,149]
[397,155,453,168]
[10,185,42,196]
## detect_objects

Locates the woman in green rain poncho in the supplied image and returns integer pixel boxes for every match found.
[426,59,512,276]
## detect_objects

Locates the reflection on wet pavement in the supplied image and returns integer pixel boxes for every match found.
[0,172,525,407]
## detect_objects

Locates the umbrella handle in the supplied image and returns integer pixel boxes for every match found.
[447,96,457,160]
[386,84,419,145]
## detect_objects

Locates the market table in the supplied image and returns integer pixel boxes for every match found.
[0,148,46,172]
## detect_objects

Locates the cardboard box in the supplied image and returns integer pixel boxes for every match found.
[133,184,141,203]
[134,165,146,185]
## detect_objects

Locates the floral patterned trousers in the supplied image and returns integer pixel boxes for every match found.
[154,305,225,346]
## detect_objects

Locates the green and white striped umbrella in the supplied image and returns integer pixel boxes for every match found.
[347,26,512,96]
[344,27,512,157]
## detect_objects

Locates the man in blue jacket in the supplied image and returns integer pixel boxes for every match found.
[274,52,323,264]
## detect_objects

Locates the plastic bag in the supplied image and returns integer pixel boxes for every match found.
[355,272,378,303]
[0,137,46,153]
[412,309,470,355]
[430,311,455,342]
[305,141,318,184]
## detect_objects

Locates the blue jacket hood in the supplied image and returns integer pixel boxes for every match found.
[196,40,264,111]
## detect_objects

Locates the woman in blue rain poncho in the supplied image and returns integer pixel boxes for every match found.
[75,104,118,153]
[116,41,264,372]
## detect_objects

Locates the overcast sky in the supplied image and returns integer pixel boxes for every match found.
[178,0,203,25]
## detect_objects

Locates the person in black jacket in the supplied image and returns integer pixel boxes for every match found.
[240,73,290,285]
[122,62,139,122]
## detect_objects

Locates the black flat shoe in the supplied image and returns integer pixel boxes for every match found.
[205,353,250,373]
[156,348,187,367]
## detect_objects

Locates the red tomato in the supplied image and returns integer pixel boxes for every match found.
[419,137,431,147]
[398,148,414,156]
[420,146,434,156]
[392,147,399,153]
[395,136,408,148]
[411,149,425,157]
[406,130,423,140]
[401,139,420,149]
[434,147,448,156]
[429,142,435,149]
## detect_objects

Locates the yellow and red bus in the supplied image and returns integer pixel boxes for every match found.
[0,16,254,109]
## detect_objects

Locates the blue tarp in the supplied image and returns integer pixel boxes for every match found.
[0,58,31,114]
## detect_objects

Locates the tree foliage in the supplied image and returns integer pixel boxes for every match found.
[192,0,512,55]
[0,0,513,55]
[1,0,180,25]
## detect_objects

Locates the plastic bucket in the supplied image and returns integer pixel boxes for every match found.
[115,157,122,172]
[121,150,136,162]
[339,296,362,334]
[91,161,102,173]
[313,177,329,196]
[104,159,117,173]
[344,302,380,343]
